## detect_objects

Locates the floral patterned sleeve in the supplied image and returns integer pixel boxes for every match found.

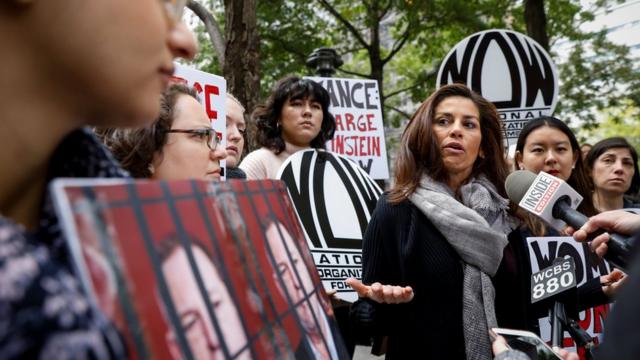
[0,219,123,359]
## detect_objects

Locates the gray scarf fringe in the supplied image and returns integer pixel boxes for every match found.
[409,175,514,360]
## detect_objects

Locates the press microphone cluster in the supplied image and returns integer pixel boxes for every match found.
[505,170,633,269]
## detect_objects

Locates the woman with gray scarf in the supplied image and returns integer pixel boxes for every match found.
[347,83,515,359]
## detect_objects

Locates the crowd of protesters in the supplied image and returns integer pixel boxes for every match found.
[2,1,640,359]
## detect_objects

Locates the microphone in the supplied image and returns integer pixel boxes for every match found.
[506,170,633,269]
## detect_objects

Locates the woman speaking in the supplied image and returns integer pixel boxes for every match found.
[348,83,514,359]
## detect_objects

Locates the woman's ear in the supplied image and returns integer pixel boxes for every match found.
[514,151,524,170]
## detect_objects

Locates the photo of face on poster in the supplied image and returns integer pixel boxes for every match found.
[52,178,349,360]
[158,235,249,360]
[264,221,339,359]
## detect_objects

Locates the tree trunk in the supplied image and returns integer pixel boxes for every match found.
[524,0,549,51]
[187,0,226,64]
[368,5,385,125]
[223,0,260,151]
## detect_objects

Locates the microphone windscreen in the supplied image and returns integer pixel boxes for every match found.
[505,170,538,204]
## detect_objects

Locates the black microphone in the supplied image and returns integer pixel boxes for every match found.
[506,170,633,269]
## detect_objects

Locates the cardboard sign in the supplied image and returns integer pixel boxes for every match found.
[306,76,390,179]
[437,29,559,146]
[527,236,612,358]
[530,257,577,303]
[52,178,349,360]
[277,150,383,302]
[171,64,228,178]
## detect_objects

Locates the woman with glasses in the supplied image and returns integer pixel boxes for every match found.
[239,76,336,179]
[0,0,196,357]
[99,83,227,181]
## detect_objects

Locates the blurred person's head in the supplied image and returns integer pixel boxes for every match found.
[158,235,246,360]
[253,76,335,154]
[1,0,196,226]
[514,116,596,216]
[581,143,593,161]
[587,137,640,203]
[389,83,508,202]
[225,95,246,168]
[1,0,197,128]
[99,84,227,181]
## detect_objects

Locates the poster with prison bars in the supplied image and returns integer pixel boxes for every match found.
[52,178,349,360]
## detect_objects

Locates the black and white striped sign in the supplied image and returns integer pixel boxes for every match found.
[278,150,382,302]
[437,29,558,145]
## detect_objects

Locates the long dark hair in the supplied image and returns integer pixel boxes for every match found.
[252,76,335,154]
[586,137,640,195]
[388,83,508,203]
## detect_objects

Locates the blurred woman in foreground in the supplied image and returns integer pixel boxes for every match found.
[0,0,196,357]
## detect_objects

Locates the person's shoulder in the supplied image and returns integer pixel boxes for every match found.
[371,193,415,222]
[243,147,276,160]
[238,148,276,179]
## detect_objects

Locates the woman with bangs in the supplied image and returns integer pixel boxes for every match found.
[494,117,625,336]
[239,76,336,180]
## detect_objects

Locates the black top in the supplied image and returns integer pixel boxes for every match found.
[352,195,466,359]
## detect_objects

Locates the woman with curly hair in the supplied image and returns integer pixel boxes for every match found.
[239,76,336,179]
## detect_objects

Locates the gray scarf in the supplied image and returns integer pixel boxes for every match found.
[409,175,514,360]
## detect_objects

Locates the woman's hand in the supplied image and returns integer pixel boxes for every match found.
[345,278,414,304]
[601,268,627,298]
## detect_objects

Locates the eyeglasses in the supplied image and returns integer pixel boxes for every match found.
[165,128,222,150]
[161,0,188,24]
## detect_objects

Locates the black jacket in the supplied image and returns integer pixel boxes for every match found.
[352,195,466,359]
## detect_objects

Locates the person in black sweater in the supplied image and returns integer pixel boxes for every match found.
[348,84,516,359]
[496,117,625,335]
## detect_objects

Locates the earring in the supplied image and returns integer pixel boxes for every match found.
[148,164,155,175]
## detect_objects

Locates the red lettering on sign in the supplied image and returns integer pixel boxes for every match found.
[334,114,345,131]
[204,84,219,120]
[330,135,381,157]
[345,113,355,131]
[592,304,609,333]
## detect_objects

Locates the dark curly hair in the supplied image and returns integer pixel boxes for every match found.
[96,83,199,178]
[252,76,335,154]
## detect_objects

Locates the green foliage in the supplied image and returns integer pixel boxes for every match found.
[579,101,640,154]
[188,0,639,136]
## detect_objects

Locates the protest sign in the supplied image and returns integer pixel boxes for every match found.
[306,76,389,179]
[527,236,612,358]
[52,178,349,360]
[437,29,559,146]
[277,150,383,302]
